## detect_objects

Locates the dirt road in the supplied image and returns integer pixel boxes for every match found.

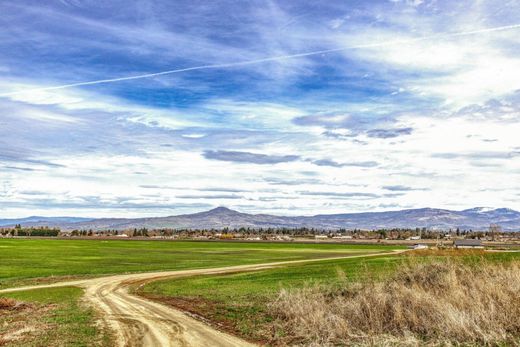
[0,251,403,346]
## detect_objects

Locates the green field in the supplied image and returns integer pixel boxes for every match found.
[1,287,111,346]
[0,239,401,346]
[140,250,520,343]
[0,239,402,289]
[1,240,518,346]
[141,253,402,342]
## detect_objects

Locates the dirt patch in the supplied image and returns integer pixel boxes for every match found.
[0,299,55,346]
[0,275,93,291]
[140,293,272,345]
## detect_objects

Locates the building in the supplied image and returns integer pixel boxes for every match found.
[454,239,484,249]
[332,235,353,239]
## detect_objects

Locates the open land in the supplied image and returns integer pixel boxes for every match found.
[0,239,400,346]
[0,239,400,290]
[0,239,518,346]
[140,249,520,345]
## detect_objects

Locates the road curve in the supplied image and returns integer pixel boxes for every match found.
[0,251,403,346]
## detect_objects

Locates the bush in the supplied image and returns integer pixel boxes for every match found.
[270,258,520,346]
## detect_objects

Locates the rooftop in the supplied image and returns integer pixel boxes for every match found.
[454,239,482,246]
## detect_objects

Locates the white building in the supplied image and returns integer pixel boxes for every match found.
[454,239,483,249]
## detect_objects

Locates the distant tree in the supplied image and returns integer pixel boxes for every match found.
[489,224,502,241]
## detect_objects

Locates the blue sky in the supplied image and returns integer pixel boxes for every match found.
[1,0,519,217]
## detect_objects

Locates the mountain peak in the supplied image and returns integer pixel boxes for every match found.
[463,207,518,215]
[463,207,495,213]
[208,206,238,214]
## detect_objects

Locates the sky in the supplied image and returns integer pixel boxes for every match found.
[1,0,520,218]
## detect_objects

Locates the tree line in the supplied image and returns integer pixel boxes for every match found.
[0,225,60,237]
[0,225,516,240]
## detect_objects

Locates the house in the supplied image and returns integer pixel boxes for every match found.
[333,235,353,239]
[454,239,483,249]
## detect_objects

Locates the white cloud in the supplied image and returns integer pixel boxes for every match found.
[2,1,520,217]
[330,6,520,105]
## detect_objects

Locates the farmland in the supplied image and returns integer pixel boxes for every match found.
[141,250,520,345]
[0,239,401,290]
[1,239,518,346]
[140,253,402,343]
[0,239,401,346]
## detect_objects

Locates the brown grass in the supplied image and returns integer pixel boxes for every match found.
[269,258,520,346]
[0,298,38,346]
[0,298,21,310]
[406,248,486,257]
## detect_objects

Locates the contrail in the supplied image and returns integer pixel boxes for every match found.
[2,23,520,97]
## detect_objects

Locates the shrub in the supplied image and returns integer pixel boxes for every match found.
[270,258,520,346]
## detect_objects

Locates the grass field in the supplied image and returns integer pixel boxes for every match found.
[0,239,402,289]
[0,239,401,346]
[0,287,111,346]
[5,239,516,345]
[140,250,520,344]
[141,253,403,342]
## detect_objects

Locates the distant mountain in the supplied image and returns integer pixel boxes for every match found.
[0,216,93,227]
[3,207,520,231]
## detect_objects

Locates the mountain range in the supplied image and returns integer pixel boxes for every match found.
[2,206,520,231]
[0,216,92,227]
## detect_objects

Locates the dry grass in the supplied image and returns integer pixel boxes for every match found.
[406,248,486,257]
[0,298,28,312]
[0,298,18,310]
[270,258,520,346]
[0,298,39,346]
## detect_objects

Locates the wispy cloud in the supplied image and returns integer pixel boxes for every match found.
[311,159,378,168]
[3,21,520,96]
[383,185,429,192]
[176,194,243,200]
[203,150,300,164]
[367,127,413,139]
[298,191,380,199]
